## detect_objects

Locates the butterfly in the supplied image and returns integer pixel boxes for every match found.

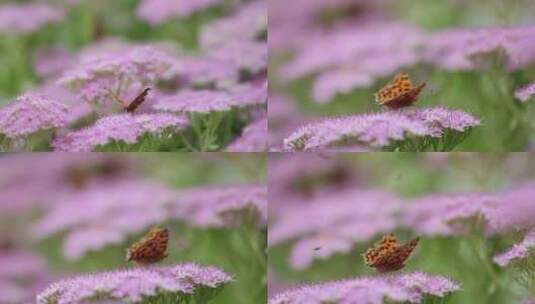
[126,227,169,265]
[375,73,426,109]
[111,88,151,113]
[363,234,419,272]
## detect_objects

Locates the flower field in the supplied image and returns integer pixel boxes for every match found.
[270,0,535,152]
[2,1,535,303]
[268,153,535,303]
[0,0,267,152]
[0,153,266,303]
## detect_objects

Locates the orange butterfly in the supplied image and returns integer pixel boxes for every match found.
[126,227,169,265]
[363,234,419,272]
[375,73,426,109]
[111,88,151,113]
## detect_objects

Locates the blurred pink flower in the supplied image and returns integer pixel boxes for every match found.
[226,117,267,152]
[283,107,480,151]
[402,182,535,236]
[269,0,387,52]
[59,46,177,107]
[154,84,266,115]
[199,0,267,49]
[269,272,460,304]
[313,69,374,103]
[0,3,64,34]
[52,113,189,152]
[180,56,240,88]
[0,94,69,139]
[515,81,535,102]
[0,249,47,281]
[290,235,353,270]
[401,192,492,236]
[0,249,49,303]
[268,153,360,214]
[32,181,266,260]
[33,46,75,79]
[137,0,223,24]
[0,154,137,214]
[208,40,267,73]
[280,22,423,82]
[32,179,178,260]
[172,185,268,228]
[37,263,232,303]
[494,228,535,267]
[34,82,93,125]
[269,189,400,268]
[424,26,535,71]
[154,90,234,114]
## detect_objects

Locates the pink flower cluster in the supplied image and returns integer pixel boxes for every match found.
[0,3,64,34]
[284,107,480,151]
[52,113,189,152]
[270,272,460,304]
[137,0,224,24]
[38,263,232,303]
[0,94,69,139]
[32,180,266,260]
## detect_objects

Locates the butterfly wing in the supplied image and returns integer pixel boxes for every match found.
[375,73,425,109]
[125,88,151,113]
[126,227,169,264]
[375,73,412,105]
[373,237,419,272]
[363,234,398,266]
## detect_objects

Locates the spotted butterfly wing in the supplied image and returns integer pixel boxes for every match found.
[363,234,419,272]
[126,227,169,265]
[125,88,151,113]
[363,234,398,266]
[375,73,426,109]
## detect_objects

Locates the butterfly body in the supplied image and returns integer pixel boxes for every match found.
[126,227,169,265]
[110,88,151,113]
[125,88,151,113]
[363,234,419,273]
[375,73,426,109]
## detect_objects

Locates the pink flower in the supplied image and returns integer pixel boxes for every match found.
[269,272,460,304]
[154,90,233,114]
[171,185,268,228]
[402,182,535,236]
[515,81,535,102]
[59,46,177,107]
[0,94,69,138]
[154,85,266,115]
[283,107,480,151]
[0,3,64,34]
[52,113,189,152]
[37,263,232,303]
[180,57,240,88]
[280,22,423,82]
[199,0,267,48]
[424,26,535,71]
[0,248,49,303]
[494,228,535,266]
[226,118,267,152]
[137,0,224,24]
[208,40,267,73]
[268,189,400,268]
